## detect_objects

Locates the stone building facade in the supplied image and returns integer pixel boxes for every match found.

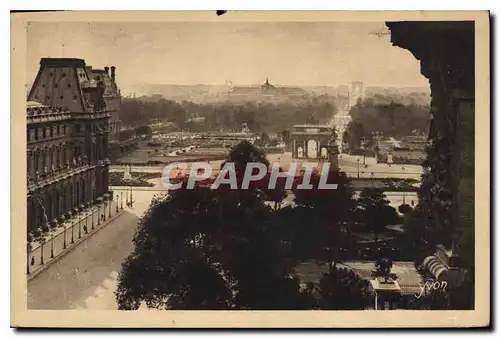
[26,58,111,234]
[386,21,475,307]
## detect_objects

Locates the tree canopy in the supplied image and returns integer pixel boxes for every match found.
[343,94,430,150]
[292,170,356,268]
[356,188,401,244]
[115,186,315,310]
[316,267,371,310]
[119,95,338,133]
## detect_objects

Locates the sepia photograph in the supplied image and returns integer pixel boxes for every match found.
[11,10,490,328]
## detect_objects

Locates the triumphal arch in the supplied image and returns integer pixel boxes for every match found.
[290,124,335,160]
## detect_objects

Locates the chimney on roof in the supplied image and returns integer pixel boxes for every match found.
[104,66,110,76]
[110,66,116,83]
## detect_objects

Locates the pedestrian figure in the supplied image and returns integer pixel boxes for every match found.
[31,257,35,266]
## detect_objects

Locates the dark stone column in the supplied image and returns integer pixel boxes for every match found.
[104,130,109,160]
[67,144,72,167]
[54,189,59,219]
[27,150,33,182]
[91,170,96,201]
[386,21,475,252]
[75,179,80,208]
[69,181,74,210]
[33,150,39,175]
[58,145,63,168]
[61,183,67,214]
[27,196,33,233]
[33,195,39,230]
[103,168,109,195]
[95,167,100,197]
[99,134,103,161]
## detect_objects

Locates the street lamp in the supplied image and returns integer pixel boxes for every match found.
[120,191,123,209]
[40,236,45,265]
[371,172,374,188]
[91,207,95,231]
[356,158,360,178]
[84,210,88,234]
[71,217,75,244]
[130,185,133,208]
[98,202,101,225]
[109,197,112,218]
[50,226,55,258]
[27,242,31,275]
[78,213,82,239]
[360,137,367,167]
[116,195,119,213]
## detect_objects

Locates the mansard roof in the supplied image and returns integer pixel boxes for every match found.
[28,57,107,113]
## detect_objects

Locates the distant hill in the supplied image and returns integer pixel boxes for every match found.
[116,83,431,105]
[365,86,431,96]
[123,84,230,103]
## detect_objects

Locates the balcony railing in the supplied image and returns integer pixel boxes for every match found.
[28,157,95,188]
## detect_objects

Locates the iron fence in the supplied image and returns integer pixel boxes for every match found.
[27,198,124,277]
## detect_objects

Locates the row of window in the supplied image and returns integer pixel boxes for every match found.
[48,72,88,79]
[29,140,106,172]
[33,94,78,100]
[28,124,68,142]
[48,72,67,77]
[42,83,72,88]
[29,146,71,176]
[27,122,108,142]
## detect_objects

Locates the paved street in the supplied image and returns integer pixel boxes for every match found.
[27,189,159,310]
[338,154,422,179]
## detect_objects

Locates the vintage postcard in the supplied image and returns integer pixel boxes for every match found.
[11,11,490,328]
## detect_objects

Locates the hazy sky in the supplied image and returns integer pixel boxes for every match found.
[27,21,429,90]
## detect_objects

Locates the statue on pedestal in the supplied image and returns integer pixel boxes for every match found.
[372,257,398,283]
[123,165,133,180]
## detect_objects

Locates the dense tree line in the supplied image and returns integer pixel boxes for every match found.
[119,95,338,133]
[343,94,430,149]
